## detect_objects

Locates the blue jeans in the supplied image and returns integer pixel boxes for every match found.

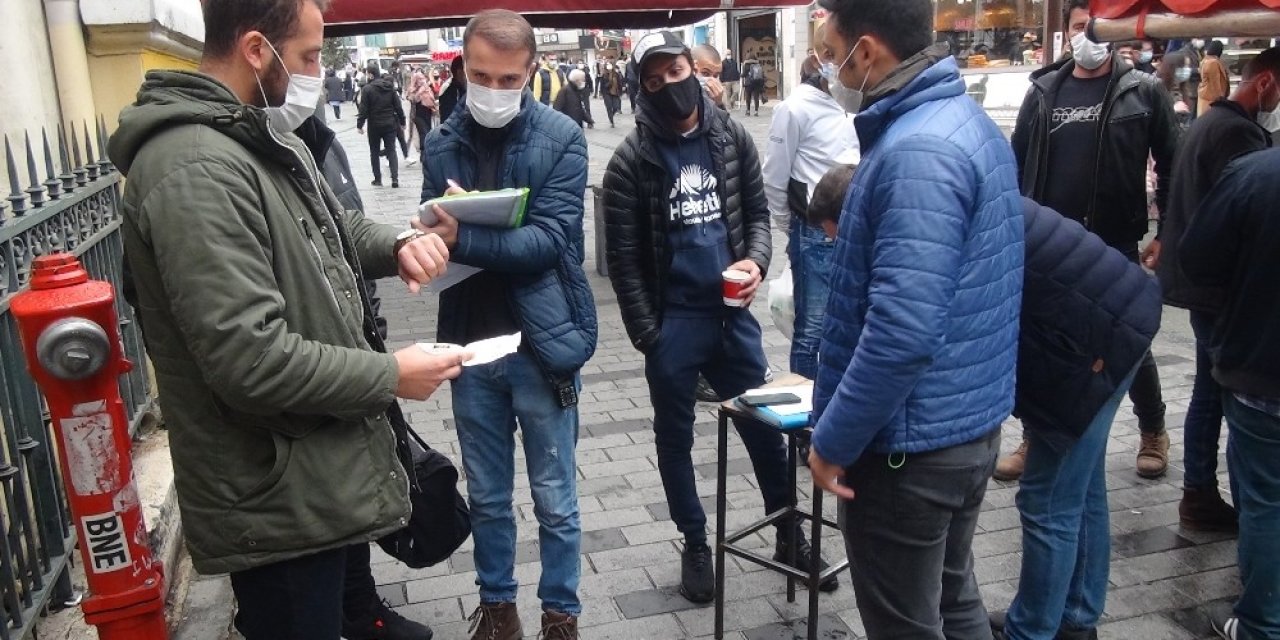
[1006,369,1136,639]
[452,352,582,615]
[787,218,835,380]
[1184,309,1225,489]
[1223,394,1280,640]
[645,312,790,543]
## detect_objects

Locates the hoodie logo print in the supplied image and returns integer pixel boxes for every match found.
[669,165,721,225]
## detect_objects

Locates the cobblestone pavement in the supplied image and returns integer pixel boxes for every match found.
[325,98,1235,640]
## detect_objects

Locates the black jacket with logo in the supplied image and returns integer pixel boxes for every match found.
[1011,54,1181,247]
[601,94,771,353]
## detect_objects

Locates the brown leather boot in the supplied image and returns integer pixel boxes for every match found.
[1179,487,1239,532]
[539,610,579,640]
[1136,431,1170,478]
[993,437,1028,481]
[467,602,522,640]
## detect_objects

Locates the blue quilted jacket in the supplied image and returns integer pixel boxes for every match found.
[421,94,597,380]
[810,56,1023,467]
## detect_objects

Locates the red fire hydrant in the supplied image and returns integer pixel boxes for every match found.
[11,254,167,640]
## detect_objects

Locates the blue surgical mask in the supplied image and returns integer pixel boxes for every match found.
[820,61,837,82]
[1175,67,1192,83]
[1139,51,1154,63]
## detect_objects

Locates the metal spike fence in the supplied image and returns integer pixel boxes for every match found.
[0,120,152,639]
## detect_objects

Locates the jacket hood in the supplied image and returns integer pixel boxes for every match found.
[109,70,253,175]
[365,75,397,95]
[634,91,719,142]
[854,49,965,151]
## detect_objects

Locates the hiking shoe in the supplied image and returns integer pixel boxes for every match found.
[1180,487,1239,532]
[539,610,579,640]
[343,600,434,640]
[467,602,522,640]
[1213,615,1240,640]
[993,437,1028,481]
[1136,430,1170,478]
[774,530,838,592]
[680,542,715,603]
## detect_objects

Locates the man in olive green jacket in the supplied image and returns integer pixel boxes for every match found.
[106,1,461,637]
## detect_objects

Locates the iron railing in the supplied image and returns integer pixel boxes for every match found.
[0,119,154,639]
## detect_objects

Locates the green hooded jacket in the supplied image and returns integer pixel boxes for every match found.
[108,70,411,574]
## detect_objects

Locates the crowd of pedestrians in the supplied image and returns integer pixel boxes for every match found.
[106,0,1280,639]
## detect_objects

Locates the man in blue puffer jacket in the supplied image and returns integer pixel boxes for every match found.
[415,10,597,639]
[809,0,1023,637]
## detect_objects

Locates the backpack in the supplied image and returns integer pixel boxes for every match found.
[749,63,765,83]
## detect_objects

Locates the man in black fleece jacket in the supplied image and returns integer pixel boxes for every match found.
[1155,47,1280,533]
[1180,146,1280,640]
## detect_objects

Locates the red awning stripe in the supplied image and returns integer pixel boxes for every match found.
[1091,0,1280,19]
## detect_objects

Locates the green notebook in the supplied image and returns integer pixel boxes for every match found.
[418,187,530,229]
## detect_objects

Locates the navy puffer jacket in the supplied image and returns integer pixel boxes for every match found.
[420,94,597,380]
[1018,197,1161,450]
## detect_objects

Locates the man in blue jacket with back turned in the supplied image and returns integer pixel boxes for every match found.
[808,0,1023,637]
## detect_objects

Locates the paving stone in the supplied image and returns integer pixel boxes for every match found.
[676,596,783,637]
[1097,612,1198,640]
[741,613,853,640]
[615,586,707,619]
[578,613,685,640]
[1111,526,1196,559]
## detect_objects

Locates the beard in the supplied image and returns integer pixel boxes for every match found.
[255,56,289,108]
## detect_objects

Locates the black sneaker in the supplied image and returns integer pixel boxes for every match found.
[774,531,838,592]
[695,376,721,403]
[680,542,715,603]
[371,180,383,187]
[391,181,399,188]
[343,600,434,640]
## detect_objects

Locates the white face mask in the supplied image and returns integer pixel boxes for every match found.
[829,40,870,113]
[255,40,322,134]
[1071,32,1111,71]
[466,70,525,129]
[1256,82,1280,132]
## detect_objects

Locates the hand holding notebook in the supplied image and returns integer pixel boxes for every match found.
[418,186,530,229]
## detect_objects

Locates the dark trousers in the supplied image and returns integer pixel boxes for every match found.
[230,545,348,640]
[342,543,379,623]
[627,87,638,113]
[367,129,398,183]
[330,103,341,119]
[1115,243,1167,432]
[841,429,1000,640]
[644,312,790,544]
[745,86,762,113]
[603,94,622,124]
[412,105,432,157]
[1183,309,1225,489]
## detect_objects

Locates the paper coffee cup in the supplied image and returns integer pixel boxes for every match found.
[722,269,751,307]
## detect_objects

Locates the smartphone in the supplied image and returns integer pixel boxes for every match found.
[740,392,802,407]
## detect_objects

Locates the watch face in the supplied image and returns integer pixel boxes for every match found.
[396,229,420,241]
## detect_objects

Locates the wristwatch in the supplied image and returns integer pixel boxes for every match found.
[394,229,427,254]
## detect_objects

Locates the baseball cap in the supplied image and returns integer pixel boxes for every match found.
[633,32,689,73]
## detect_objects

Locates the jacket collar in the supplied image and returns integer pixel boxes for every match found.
[1029,52,1140,98]
[853,46,964,151]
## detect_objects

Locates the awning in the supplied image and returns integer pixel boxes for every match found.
[323,0,807,37]
[1089,0,1280,40]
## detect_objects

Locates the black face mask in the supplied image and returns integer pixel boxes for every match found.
[646,75,701,121]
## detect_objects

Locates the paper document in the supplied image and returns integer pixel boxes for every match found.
[419,188,529,228]
[423,263,480,293]
[418,332,522,367]
[740,384,813,417]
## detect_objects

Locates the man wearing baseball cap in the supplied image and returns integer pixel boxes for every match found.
[602,31,839,604]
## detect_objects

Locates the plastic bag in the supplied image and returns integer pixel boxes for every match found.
[769,266,795,341]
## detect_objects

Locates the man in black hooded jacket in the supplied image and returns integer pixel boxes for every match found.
[357,65,406,188]
[601,31,837,605]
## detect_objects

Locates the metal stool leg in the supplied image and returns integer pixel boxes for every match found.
[809,485,823,640]
[786,432,797,603]
[714,411,728,639]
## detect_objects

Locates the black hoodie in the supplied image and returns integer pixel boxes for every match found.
[357,76,405,134]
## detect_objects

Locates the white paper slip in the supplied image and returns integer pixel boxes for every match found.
[461,332,521,367]
[423,263,481,293]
